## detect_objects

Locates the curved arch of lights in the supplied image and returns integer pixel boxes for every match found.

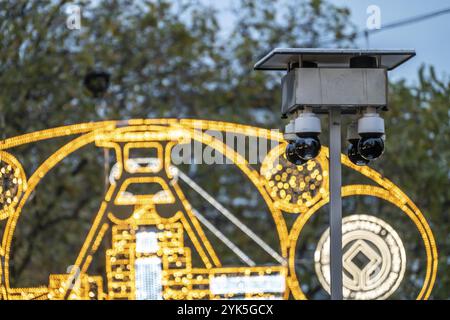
[0,119,438,300]
[288,185,437,300]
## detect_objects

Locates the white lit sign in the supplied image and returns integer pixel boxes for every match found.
[315,214,406,300]
[135,257,163,300]
[210,275,285,295]
[136,231,158,254]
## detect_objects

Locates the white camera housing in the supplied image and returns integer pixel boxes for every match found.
[358,108,385,135]
[293,108,321,135]
[346,121,360,141]
[283,120,297,141]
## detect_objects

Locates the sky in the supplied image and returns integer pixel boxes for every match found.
[330,0,450,83]
[208,0,450,84]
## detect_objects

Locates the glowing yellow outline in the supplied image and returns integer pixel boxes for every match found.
[114,177,176,205]
[123,142,163,173]
[0,151,27,220]
[0,119,437,300]
[287,185,438,300]
[260,143,329,214]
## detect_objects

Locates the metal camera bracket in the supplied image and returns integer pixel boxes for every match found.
[281,67,387,114]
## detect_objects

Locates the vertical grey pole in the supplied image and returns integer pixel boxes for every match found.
[329,107,343,300]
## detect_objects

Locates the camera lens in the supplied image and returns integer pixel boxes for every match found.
[285,143,307,165]
[293,135,321,160]
[347,140,370,166]
[358,134,384,160]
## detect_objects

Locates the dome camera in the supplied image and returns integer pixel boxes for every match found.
[283,107,321,165]
[293,134,321,161]
[357,107,385,161]
[284,120,307,165]
[293,107,321,161]
[346,121,370,166]
[285,142,307,165]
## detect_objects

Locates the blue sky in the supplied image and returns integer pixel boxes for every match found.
[208,0,450,84]
[330,0,450,83]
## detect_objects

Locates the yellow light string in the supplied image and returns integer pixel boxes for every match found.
[0,119,437,300]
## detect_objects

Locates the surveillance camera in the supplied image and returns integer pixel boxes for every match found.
[284,120,307,165]
[283,120,297,142]
[293,108,321,160]
[284,108,321,164]
[293,134,321,161]
[357,108,385,161]
[346,121,370,166]
[285,142,308,165]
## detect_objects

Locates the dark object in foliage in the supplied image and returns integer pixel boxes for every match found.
[83,70,110,97]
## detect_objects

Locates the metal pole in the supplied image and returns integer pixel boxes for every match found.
[329,107,343,300]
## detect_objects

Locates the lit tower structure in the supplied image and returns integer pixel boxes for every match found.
[0,120,438,300]
[53,124,286,300]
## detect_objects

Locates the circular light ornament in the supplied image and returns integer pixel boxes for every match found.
[0,151,27,220]
[261,144,328,214]
[314,214,406,300]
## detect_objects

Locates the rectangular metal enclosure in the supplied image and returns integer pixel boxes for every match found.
[281,68,388,114]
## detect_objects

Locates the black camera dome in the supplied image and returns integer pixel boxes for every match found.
[347,140,370,166]
[285,143,307,165]
[358,134,384,160]
[293,134,321,161]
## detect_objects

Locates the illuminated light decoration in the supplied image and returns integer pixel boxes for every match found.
[125,158,162,174]
[314,215,406,300]
[260,144,328,214]
[136,231,159,254]
[5,287,49,300]
[135,257,163,300]
[124,142,163,173]
[0,119,437,300]
[109,163,122,185]
[114,177,176,205]
[47,274,105,300]
[0,151,27,220]
[103,213,287,300]
[210,274,285,296]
